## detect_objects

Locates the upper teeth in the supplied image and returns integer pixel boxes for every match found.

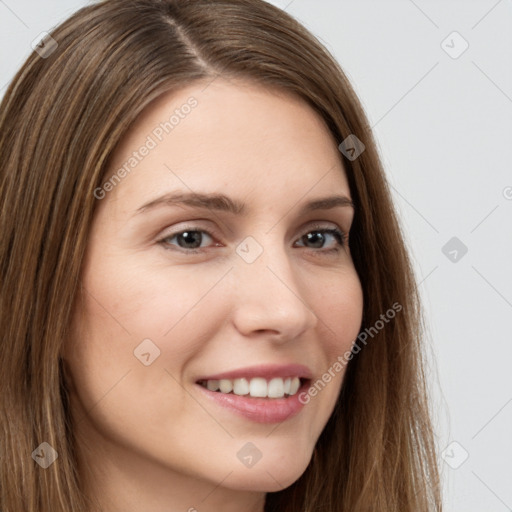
[201,377,302,398]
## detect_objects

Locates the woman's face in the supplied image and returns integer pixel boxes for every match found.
[63,78,363,504]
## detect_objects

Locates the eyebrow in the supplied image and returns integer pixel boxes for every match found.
[134,191,354,217]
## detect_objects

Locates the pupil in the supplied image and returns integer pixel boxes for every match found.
[306,232,324,248]
[178,231,202,249]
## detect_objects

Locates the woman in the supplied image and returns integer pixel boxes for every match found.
[0,0,442,510]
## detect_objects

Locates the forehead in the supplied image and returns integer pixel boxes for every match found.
[102,78,350,215]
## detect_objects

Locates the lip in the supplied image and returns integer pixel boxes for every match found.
[195,363,313,382]
[195,377,311,424]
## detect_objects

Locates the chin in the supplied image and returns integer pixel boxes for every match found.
[224,452,312,492]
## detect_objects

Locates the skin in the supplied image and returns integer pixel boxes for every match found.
[62,78,364,512]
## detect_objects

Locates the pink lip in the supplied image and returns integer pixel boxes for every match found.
[195,363,313,382]
[196,378,311,424]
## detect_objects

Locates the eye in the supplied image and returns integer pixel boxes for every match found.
[295,224,347,253]
[158,227,219,253]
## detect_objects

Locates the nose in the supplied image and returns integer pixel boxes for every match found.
[230,243,318,342]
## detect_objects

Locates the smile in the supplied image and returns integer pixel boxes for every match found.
[197,376,303,398]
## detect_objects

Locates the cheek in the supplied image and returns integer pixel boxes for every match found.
[314,268,364,357]
[65,255,234,425]
[297,267,363,431]
[64,259,232,448]
[81,255,230,349]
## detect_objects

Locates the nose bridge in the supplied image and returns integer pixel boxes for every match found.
[230,235,318,338]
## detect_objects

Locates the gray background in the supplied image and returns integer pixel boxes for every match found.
[1,1,511,510]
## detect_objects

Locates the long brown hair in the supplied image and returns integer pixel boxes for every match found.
[0,0,442,510]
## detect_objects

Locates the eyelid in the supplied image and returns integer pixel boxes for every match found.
[158,220,345,241]
[158,222,219,240]
[299,221,344,235]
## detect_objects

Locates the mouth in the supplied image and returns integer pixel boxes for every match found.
[193,363,313,423]
[195,376,311,423]
[196,376,309,399]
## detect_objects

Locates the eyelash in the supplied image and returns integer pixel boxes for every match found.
[157,223,348,256]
